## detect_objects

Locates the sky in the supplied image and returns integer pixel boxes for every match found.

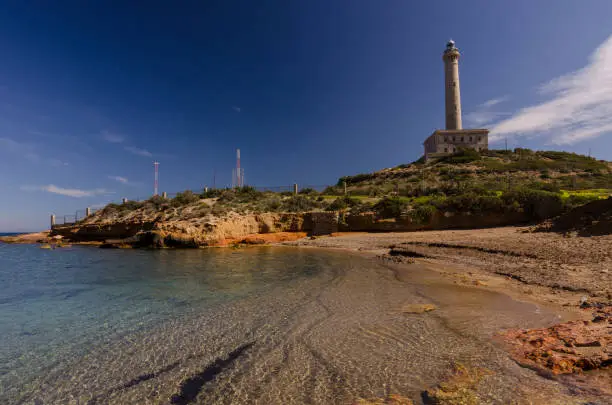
[1,1,612,231]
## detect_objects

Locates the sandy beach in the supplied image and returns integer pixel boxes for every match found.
[284,226,612,306]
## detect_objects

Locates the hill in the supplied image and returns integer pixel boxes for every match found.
[333,148,611,197]
[17,148,611,247]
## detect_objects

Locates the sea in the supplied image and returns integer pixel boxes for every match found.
[0,243,332,402]
[0,240,573,404]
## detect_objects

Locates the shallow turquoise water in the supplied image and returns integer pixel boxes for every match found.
[1,243,586,405]
[0,244,323,399]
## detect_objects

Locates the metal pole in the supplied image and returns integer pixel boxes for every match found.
[154,161,159,196]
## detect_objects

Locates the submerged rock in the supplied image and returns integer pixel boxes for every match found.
[401,303,437,314]
[353,394,414,405]
[422,363,493,405]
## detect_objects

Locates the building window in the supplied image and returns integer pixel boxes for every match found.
[452,137,455,141]
[478,136,481,141]
[444,148,448,153]
[461,137,464,142]
[469,136,472,142]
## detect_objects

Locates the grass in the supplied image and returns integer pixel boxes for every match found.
[560,189,611,199]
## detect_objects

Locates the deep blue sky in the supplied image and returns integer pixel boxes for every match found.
[1,1,612,231]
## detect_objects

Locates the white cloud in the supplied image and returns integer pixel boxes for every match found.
[480,96,509,108]
[101,130,124,143]
[21,184,112,198]
[232,106,241,113]
[464,96,510,127]
[0,137,69,166]
[108,175,129,184]
[124,146,153,157]
[490,35,612,145]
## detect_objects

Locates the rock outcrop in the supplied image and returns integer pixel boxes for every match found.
[50,212,317,248]
[536,197,612,236]
[498,307,611,375]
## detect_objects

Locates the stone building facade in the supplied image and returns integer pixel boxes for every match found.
[423,129,489,158]
[424,40,489,160]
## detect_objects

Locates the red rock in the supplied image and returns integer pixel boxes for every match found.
[497,307,611,376]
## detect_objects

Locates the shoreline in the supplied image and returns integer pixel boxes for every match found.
[6,246,605,404]
[4,227,609,310]
[4,227,610,309]
[3,227,610,402]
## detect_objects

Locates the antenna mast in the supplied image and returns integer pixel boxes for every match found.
[233,148,244,188]
[153,161,159,196]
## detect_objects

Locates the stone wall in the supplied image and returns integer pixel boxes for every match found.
[310,212,339,235]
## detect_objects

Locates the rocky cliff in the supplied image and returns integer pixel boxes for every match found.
[51,211,315,248]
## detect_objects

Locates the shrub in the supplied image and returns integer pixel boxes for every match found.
[409,204,437,224]
[373,197,407,219]
[281,196,320,212]
[350,201,374,214]
[200,188,225,198]
[261,196,282,211]
[326,196,360,211]
[413,156,426,165]
[172,190,200,206]
[234,186,263,202]
[100,200,144,215]
[440,149,482,164]
[321,186,343,196]
[525,181,561,193]
[565,194,601,208]
[502,188,563,220]
[435,194,504,213]
[337,173,376,186]
[299,187,317,195]
[144,195,166,211]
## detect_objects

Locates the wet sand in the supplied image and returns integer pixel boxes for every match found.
[10,247,606,405]
[285,227,612,307]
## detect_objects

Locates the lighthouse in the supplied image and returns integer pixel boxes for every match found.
[422,40,489,160]
[443,40,462,130]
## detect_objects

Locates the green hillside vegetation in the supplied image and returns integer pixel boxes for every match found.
[95,149,611,226]
[324,148,611,223]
